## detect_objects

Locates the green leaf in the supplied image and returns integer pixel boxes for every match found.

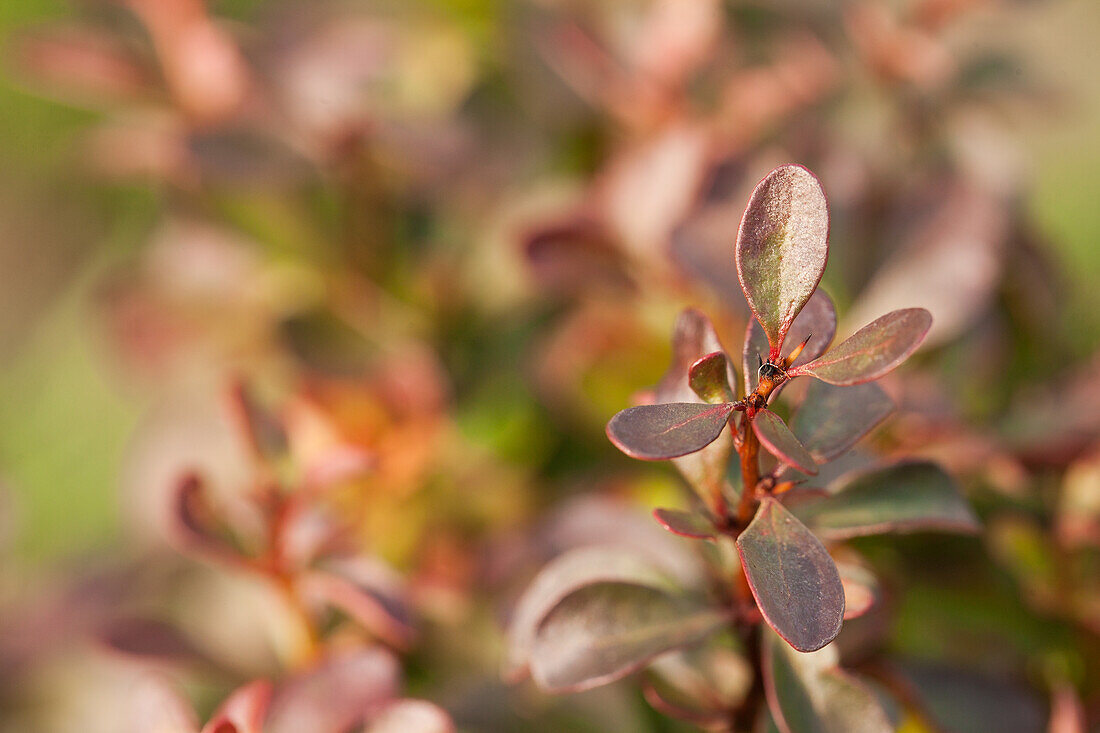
[505,547,675,682]
[737,499,843,652]
[689,351,736,404]
[763,632,893,733]
[607,403,734,460]
[791,381,895,463]
[653,508,718,539]
[794,461,980,539]
[753,410,818,475]
[788,309,931,386]
[736,165,829,354]
[743,290,837,394]
[529,582,729,693]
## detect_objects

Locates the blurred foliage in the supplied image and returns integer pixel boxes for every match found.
[0,0,1097,731]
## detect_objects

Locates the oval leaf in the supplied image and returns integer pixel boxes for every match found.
[656,308,735,404]
[753,410,818,476]
[737,498,843,652]
[505,546,675,681]
[763,632,893,733]
[529,581,729,693]
[736,165,829,353]
[653,508,718,540]
[744,290,837,395]
[607,402,734,460]
[791,381,895,463]
[788,309,932,386]
[794,461,980,539]
[201,680,272,733]
[689,351,735,404]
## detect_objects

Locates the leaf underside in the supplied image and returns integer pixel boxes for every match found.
[794,461,980,539]
[736,165,829,353]
[790,309,932,386]
[690,351,736,404]
[653,508,717,539]
[607,402,734,460]
[737,498,844,652]
[529,582,728,693]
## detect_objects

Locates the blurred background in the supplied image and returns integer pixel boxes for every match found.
[0,0,1099,730]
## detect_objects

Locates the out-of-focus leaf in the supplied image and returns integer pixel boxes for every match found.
[228,381,288,463]
[168,473,248,568]
[522,218,633,297]
[689,351,735,404]
[901,662,1046,733]
[646,643,753,719]
[737,498,843,652]
[753,410,817,475]
[130,674,200,733]
[744,290,837,394]
[1047,685,1086,733]
[788,309,932,385]
[653,508,717,539]
[365,700,455,733]
[735,165,829,354]
[505,546,676,682]
[763,632,892,733]
[790,381,895,463]
[836,561,878,620]
[97,616,213,667]
[843,184,1006,349]
[201,680,272,733]
[299,560,415,650]
[529,581,728,693]
[265,648,400,733]
[795,462,979,539]
[606,402,734,460]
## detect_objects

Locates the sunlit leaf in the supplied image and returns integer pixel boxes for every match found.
[735,165,829,354]
[737,499,843,652]
[653,508,718,539]
[299,562,415,650]
[788,309,931,386]
[505,546,676,682]
[689,351,735,404]
[744,290,837,394]
[791,381,895,463]
[763,632,892,733]
[753,410,817,475]
[201,680,272,733]
[130,674,200,733]
[529,581,728,693]
[366,700,455,733]
[836,561,878,620]
[607,402,734,460]
[795,462,980,539]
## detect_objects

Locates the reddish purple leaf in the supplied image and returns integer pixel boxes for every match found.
[791,381,895,463]
[753,410,817,475]
[529,581,729,693]
[794,461,979,539]
[689,351,735,404]
[299,563,415,650]
[788,309,932,386]
[735,165,829,355]
[837,561,879,620]
[607,402,734,460]
[743,290,837,394]
[737,498,844,652]
[653,508,718,539]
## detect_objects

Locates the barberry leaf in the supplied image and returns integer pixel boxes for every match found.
[788,309,932,385]
[737,498,844,652]
[655,309,730,404]
[529,581,729,693]
[753,410,818,475]
[607,403,734,460]
[690,351,736,404]
[837,561,879,620]
[763,632,893,733]
[744,290,837,394]
[791,381,895,463]
[653,508,718,539]
[795,462,980,539]
[736,165,829,354]
[201,680,271,733]
[505,546,676,682]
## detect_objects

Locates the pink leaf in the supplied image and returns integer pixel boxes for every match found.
[788,308,932,385]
